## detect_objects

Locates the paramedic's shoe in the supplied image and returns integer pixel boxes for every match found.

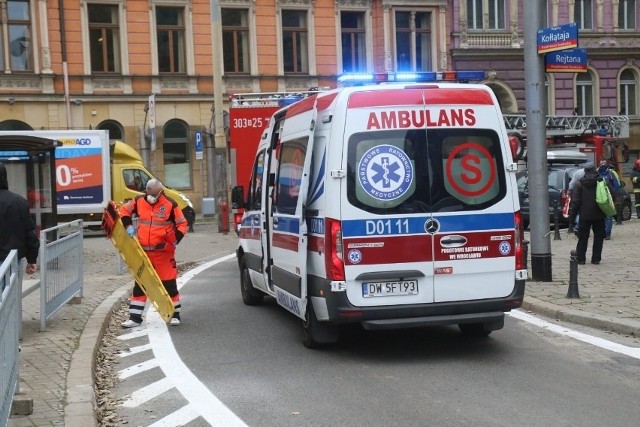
[170,317,181,326]
[121,319,142,328]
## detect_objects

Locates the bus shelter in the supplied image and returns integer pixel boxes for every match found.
[0,135,61,233]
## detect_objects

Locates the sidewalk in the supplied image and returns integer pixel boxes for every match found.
[8,217,640,425]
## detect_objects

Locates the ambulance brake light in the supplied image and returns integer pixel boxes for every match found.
[325,218,345,281]
[514,211,525,271]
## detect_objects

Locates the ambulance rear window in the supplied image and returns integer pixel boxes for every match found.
[346,128,506,214]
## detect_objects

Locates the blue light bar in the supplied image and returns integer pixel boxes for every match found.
[455,71,486,81]
[393,72,437,82]
[337,73,374,83]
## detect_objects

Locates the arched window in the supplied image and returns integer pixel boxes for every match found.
[575,71,595,115]
[0,120,33,130]
[619,68,637,116]
[163,119,191,188]
[97,120,124,141]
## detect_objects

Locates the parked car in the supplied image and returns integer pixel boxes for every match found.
[517,165,632,229]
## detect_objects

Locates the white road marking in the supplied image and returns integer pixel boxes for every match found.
[121,377,174,407]
[119,343,152,357]
[118,329,149,340]
[146,253,247,426]
[148,404,201,427]
[509,310,640,359]
[117,359,160,379]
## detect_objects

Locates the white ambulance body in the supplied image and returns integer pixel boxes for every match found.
[233,82,527,348]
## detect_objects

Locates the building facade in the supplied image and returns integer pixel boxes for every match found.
[0,0,638,213]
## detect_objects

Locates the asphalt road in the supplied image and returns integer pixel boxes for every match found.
[114,257,640,427]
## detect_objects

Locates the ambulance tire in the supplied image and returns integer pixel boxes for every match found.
[302,300,339,349]
[458,322,493,338]
[240,262,264,306]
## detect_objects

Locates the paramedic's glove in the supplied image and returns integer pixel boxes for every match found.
[126,225,135,237]
[175,230,184,245]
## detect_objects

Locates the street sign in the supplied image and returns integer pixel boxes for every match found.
[537,22,578,54]
[545,48,587,73]
[195,130,203,160]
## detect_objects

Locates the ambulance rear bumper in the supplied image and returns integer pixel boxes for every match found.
[311,278,525,330]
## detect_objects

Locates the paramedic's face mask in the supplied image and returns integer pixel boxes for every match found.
[146,190,162,204]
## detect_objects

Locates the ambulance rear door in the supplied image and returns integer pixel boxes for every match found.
[428,87,516,303]
[269,96,318,320]
[341,88,436,308]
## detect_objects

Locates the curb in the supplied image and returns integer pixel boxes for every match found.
[522,296,640,337]
[64,282,131,427]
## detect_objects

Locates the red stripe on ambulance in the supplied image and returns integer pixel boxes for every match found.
[343,235,433,265]
[285,95,317,118]
[272,233,299,251]
[347,88,494,109]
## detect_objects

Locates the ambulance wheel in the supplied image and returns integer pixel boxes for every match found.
[458,322,493,338]
[302,300,338,349]
[240,263,264,306]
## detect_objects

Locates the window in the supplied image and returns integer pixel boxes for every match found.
[281,10,308,73]
[97,120,124,140]
[275,139,306,215]
[222,8,249,73]
[576,71,595,115]
[2,0,33,71]
[123,169,149,192]
[619,69,637,116]
[618,0,636,30]
[467,0,505,30]
[340,11,366,73]
[347,128,505,214]
[248,151,265,210]
[88,4,120,73]
[395,11,431,72]
[574,0,593,30]
[156,7,186,73]
[163,120,191,188]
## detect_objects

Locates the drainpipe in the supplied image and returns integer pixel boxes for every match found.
[59,0,72,128]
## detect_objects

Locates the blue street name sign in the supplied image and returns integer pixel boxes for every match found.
[545,48,587,73]
[195,130,203,160]
[537,22,578,54]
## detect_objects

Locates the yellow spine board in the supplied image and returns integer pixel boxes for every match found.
[102,201,175,322]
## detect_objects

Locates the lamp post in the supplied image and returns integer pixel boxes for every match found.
[210,0,228,226]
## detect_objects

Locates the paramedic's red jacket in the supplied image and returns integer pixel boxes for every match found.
[119,194,188,278]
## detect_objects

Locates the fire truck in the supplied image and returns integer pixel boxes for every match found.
[228,90,321,229]
[503,114,630,171]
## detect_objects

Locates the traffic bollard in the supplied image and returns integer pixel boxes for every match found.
[553,201,561,240]
[567,250,580,299]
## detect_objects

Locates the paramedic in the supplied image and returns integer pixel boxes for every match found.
[120,178,188,327]
[0,163,39,281]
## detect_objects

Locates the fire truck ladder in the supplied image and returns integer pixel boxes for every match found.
[230,90,326,108]
[503,114,629,139]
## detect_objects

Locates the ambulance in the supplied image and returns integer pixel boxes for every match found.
[232,76,527,348]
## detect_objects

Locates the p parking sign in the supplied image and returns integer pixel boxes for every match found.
[195,130,203,160]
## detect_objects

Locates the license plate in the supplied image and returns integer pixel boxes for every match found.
[362,280,419,298]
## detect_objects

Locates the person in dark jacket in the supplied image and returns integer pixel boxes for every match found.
[0,162,39,276]
[568,163,612,265]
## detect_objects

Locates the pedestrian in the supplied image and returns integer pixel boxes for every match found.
[119,178,188,327]
[567,162,593,233]
[597,160,620,239]
[0,163,39,287]
[568,163,613,265]
[630,159,640,219]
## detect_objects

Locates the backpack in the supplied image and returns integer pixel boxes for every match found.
[595,178,617,216]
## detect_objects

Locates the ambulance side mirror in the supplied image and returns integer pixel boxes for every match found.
[231,186,245,209]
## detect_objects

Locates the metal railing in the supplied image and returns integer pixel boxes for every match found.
[1,250,20,426]
[38,220,84,331]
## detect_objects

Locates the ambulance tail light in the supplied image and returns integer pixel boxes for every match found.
[514,211,525,271]
[325,218,345,281]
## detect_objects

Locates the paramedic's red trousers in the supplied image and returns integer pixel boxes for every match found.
[128,249,180,322]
